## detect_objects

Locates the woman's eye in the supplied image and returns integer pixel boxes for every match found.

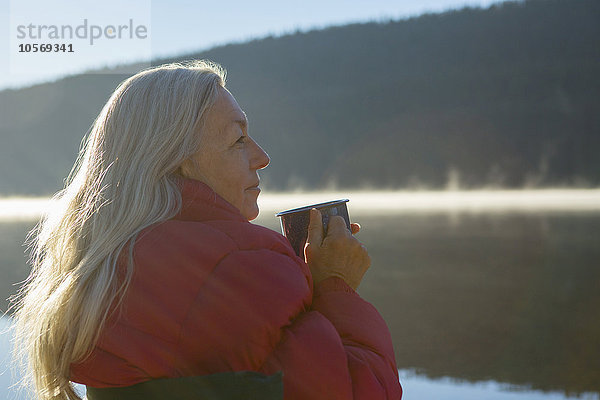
[236,136,246,144]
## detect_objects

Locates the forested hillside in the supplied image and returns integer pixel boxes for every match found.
[1,0,598,195]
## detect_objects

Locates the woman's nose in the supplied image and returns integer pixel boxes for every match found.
[251,139,270,170]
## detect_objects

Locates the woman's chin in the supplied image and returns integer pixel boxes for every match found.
[242,203,260,221]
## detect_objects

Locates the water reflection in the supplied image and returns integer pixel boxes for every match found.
[1,316,22,400]
[1,316,86,400]
[398,370,599,400]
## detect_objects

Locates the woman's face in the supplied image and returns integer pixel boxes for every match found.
[180,86,270,220]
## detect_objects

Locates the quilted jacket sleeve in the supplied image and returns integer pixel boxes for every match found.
[310,277,402,399]
[262,276,402,400]
[176,243,401,400]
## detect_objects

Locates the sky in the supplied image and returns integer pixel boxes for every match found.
[0,0,502,91]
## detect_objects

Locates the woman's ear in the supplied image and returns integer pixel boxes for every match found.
[173,165,185,177]
[178,157,204,180]
[178,158,194,179]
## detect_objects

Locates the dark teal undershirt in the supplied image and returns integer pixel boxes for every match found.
[85,370,283,400]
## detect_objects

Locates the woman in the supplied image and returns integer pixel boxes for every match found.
[13,60,402,399]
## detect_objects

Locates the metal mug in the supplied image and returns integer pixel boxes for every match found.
[276,199,350,260]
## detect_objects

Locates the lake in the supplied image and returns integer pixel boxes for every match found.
[1,190,599,399]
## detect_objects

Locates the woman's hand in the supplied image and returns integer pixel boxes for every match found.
[304,208,371,290]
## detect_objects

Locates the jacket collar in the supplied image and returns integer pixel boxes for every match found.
[174,177,247,223]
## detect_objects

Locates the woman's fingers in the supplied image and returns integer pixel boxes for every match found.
[306,214,370,290]
[306,208,324,246]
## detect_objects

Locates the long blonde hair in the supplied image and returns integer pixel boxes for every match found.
[11,60,226,399]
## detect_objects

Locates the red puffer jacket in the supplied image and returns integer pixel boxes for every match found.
[71,178,402,399]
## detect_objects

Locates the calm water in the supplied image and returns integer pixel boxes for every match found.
[1,191,599,399]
